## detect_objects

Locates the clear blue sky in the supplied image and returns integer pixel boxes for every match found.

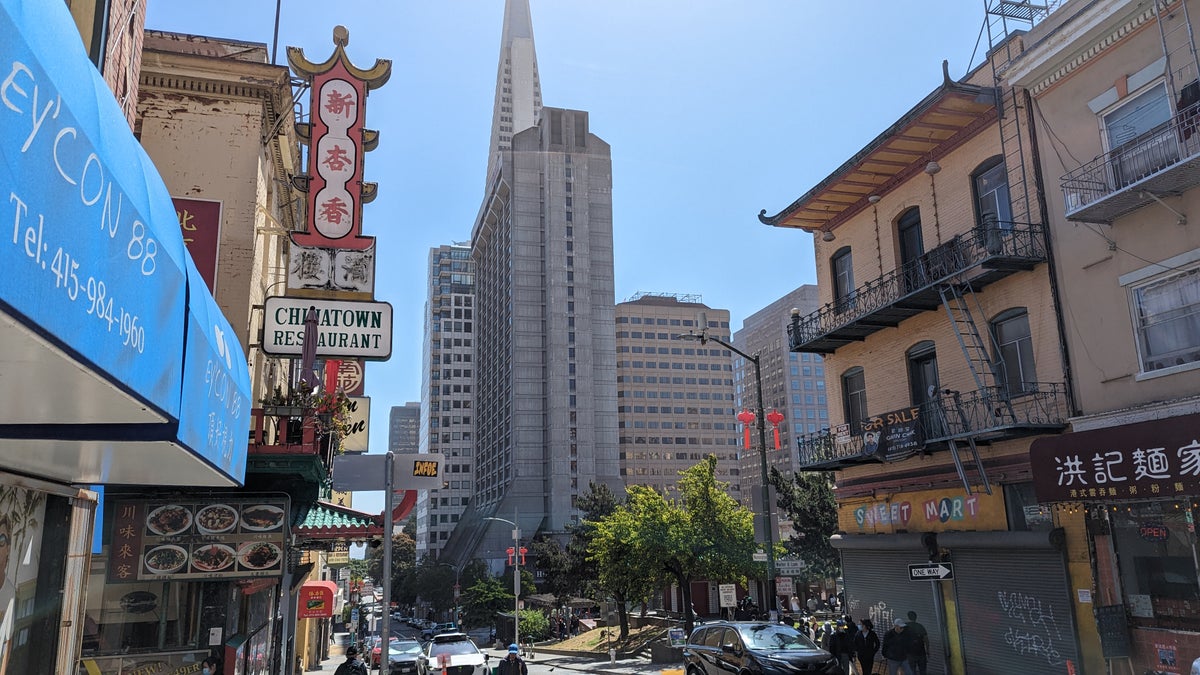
[146,1,989,514]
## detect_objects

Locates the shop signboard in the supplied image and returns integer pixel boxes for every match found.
[80,649,210,675]
[340,396,369,453]
[298,581,338,619]
[0,0,189,420]
[860,406,923,462]
[0,0,251,487]
[840,487,1007,534]
[1030,412,1200,503]
[172,197,222,294]
[107,498,288,583]
[262,296,392,360]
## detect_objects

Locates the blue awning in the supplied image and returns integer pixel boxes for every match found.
[0,0,251,486]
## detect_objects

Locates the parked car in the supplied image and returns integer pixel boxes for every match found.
[681,621,841,675]
[418,633,489,675]
[370,637,400,668]
[386,639,423,674]
[421,622,457,641]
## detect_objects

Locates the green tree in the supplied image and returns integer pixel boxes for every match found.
[366,532,417,605]
[518,608,549,642]
[770,468,840,583]
[588,492,658,640]
[460,575,511,630]
[591,456,757,636]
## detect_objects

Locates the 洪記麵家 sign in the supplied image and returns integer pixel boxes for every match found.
[1030,412,1200,503]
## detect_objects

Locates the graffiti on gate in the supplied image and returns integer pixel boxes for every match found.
[864,600,895,630]
[997,591,1065,666]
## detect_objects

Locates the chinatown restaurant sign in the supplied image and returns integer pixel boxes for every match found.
[1030,412,1200,503]
[0,0,251,486]
[263,296,392,360]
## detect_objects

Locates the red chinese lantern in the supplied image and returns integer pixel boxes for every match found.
[767,409,785,450]
[736,410,756,449]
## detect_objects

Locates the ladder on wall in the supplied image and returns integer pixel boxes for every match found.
[1154,0,1200,113]
[938,282,1009,495]
[984,0,1057,227]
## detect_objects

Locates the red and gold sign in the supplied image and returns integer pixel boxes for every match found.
[172,197,222,293]
[288,26,391,251]
[298,580,338,619]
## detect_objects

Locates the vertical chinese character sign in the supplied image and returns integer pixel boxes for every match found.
[287,26,391,253]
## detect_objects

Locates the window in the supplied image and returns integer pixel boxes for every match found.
[972,157,1013,231]
[907,341,939,407]
[831,247,854,306]
[992,308,1037,394]
[1130,266,1200,375]
[1103,83,1176,188]
[841,367,867,432]
[1109,501,1200,631]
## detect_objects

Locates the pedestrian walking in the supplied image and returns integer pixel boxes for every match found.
[827,619,854,674]
[882,618,914,675]
[333,646,368,675]
[852,618,880,675]
[905,611,929,675]
[497,643,528,675]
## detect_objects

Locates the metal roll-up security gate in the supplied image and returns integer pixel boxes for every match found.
[833,535,947,675]
[942,530,1080,675]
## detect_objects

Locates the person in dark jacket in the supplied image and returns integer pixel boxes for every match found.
[827,620,854,674]
[853,618,881,675]
[333,646,367,675]
[497,644,528,675]
[882,618,914,675]
[905,611,929,675]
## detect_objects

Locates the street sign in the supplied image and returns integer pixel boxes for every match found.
[719,584,737,608]
[909,563,954,581]
[775,558,808,576]
[752,552,768,562]
[776,577,794,595]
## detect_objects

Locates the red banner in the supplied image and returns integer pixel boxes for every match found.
[172,197,222,293]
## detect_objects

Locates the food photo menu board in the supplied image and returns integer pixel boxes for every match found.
[107,498,289,583]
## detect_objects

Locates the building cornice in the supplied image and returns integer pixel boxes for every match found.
[1006,0,1159,95]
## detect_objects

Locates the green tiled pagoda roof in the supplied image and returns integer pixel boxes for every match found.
[293,501,382,538]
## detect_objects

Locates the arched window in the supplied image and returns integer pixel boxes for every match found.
[841,367,867,432]
[906,341,939,406]
[991,308,1035,395]
[896,207,926,292]
[972,156,1013,230]
[831,246,854,306]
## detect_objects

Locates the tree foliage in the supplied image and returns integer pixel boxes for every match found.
[590,456,757,636]
[770,468,840,583]
[530,482,620,605]
[365,532,417,604]
[460,575,511,629]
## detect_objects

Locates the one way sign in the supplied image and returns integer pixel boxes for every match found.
[909,563,954,581]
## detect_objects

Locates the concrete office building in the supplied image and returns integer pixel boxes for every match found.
[615,293,740,501]
[388,402,420,453]
[440,0,621,567]
[416,245,476,560]
[732,285,825,500]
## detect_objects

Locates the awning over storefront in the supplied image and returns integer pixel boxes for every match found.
[293,500,383,546]
[298,580,338,619]
[0,0,250,486]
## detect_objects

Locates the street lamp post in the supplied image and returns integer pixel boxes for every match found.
[437,562,463,626]
[679,321,778,616]
[483,516,521,650]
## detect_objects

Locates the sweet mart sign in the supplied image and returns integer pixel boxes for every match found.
[263,296,392,360]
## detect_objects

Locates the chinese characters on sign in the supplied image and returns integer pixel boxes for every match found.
[107,499,288,583]
[1030,412,1200,502]
[172,197,222,293]
[859,406,923,462]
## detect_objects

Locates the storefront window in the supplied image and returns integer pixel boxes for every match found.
[82,562,202,654]
[0,484,49,673]
[1111,501,1200,631]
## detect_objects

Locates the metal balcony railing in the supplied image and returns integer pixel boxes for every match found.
[794,382,1069,470]
[1061,102,1200,223]
[787,222,1046,353]
[247,407,337,472]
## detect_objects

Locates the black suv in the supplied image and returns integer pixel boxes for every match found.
[681,621,842,675]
